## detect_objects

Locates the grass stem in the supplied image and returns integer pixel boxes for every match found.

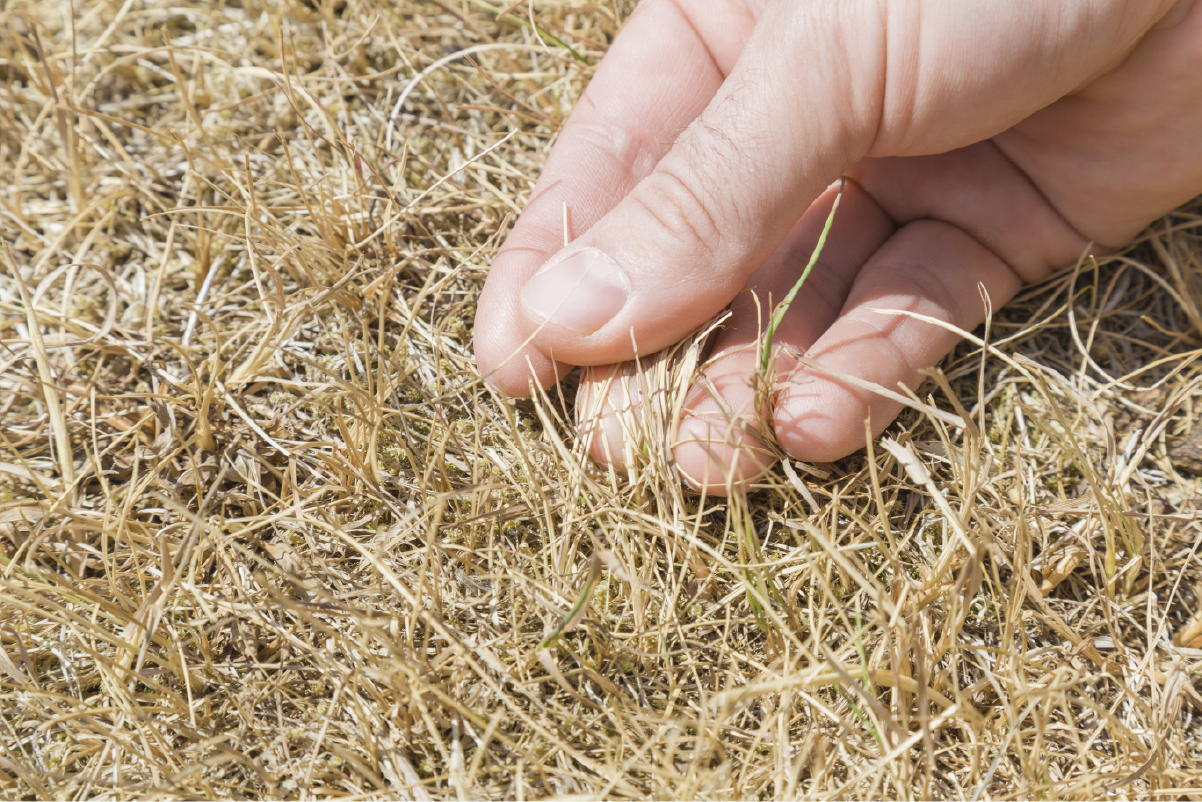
[759,178,846,376]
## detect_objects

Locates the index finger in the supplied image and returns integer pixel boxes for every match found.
[473,0,758,394]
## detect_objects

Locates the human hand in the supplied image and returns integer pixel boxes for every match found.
[473,0,1202,493]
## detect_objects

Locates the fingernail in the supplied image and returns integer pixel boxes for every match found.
[520,249,627,335]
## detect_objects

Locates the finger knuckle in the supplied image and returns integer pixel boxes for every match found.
[630,169,725,261]
[565,121,662,187]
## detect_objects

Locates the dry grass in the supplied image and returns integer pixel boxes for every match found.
[2,0,1202,798]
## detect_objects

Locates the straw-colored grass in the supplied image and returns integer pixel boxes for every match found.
[2,1,1202,798]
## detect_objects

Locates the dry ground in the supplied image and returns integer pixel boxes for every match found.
[2,0,1202,798]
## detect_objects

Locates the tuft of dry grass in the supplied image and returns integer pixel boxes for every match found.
[2,1,1202,798]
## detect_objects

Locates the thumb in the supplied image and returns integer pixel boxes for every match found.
[516,2,884,366]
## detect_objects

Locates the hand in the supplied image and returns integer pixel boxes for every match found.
[473,0,1202,493]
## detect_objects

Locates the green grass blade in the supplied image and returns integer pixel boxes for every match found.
[467,0,591,65]
[759,179,846,375]
[502,14,590,65]
[539,553,602,649]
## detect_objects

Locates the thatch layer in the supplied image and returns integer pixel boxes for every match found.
[1,1,1200,797]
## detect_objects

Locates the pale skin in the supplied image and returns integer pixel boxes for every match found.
[473,0,1202,495]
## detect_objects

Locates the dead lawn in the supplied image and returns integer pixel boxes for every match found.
[2,0,1202,798]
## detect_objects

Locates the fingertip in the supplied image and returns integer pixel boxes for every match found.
[576,374,628,466]
[576,365,644,466]
[473,334,568,397]
[772,367,893,463]
[672,350,778,494]
[673,413,775,496]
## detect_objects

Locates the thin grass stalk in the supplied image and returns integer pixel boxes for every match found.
[759,177,845,376]
[5,243,76,506]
